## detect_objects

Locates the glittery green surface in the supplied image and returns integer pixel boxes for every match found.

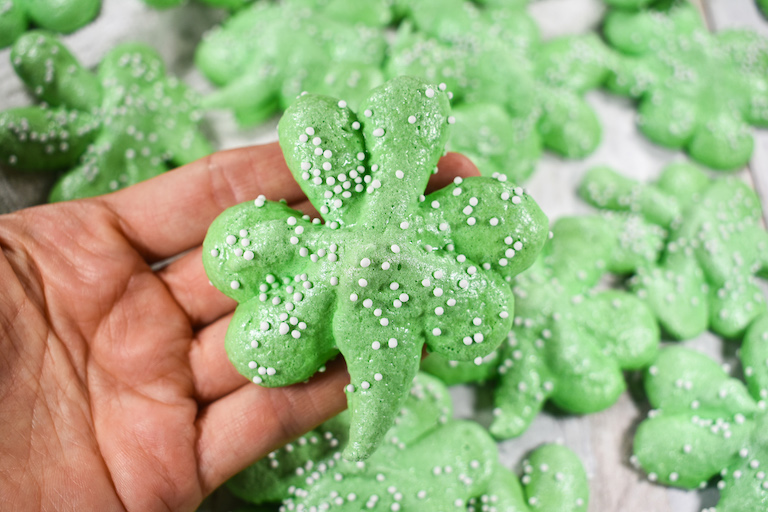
[387,4,612,180]
[227,373,589,512]
[0,31,212,201]
[603,0,768,170]
[202,77,549,460]
[580,162,768,340]
[424,215,660,439]
[632,340,768,510]
[0,0,100,48]
[196,2,388,126]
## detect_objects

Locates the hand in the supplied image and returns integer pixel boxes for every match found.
[0,142,478,511]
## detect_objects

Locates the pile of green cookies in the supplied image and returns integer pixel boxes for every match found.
[3,0,768,200]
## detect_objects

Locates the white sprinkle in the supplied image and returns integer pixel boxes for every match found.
[425,88,435,98]
[226,235,237,245]
[434,288,443,297]
[391,244,400,253]
[210,249,219,257]
[388,338,398,348]
[447,116,455,124]
[312,137,321,145]
[400,221,409,229]
[395,170,404,179]
[372,341,381,349]
[352,121,360,130]
[338,100,347,108]
[359,279,368,287]
[374,373,383,381]
[432,328,441,336]
[360,258,371,267]
[230,281,240,289]
[364,109,372,117]
[408,115,416,124]
[350,293,358,301]
[373,128,385,137]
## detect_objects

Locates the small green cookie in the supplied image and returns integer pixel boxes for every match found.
[632,344,768,510]
[580,162,768,340]
[603,0,768,170]
[0,0,100,48]
[0,31,212,201]
[203,76,549,460]
[196,2,388,126]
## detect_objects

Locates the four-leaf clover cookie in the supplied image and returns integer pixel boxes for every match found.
[0,31,212,201]
[0,0,100,48]
[227,372,590,512]
[632,334,768,510]
[603,0,768,170]
[424,215,661,438]
[580,162,768,340]
[202,76,549,460]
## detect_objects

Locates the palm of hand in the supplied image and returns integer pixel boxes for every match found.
[0,142,476,511]
[0,144,402,511]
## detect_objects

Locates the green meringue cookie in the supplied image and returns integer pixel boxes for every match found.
[603,0,768,170]
[0,0,100,48]
[1,31,211,201]
[448,103,541,183]
[533,34,615,158]
[196,2,387,126]
[388,6,614,180]
[423,215,660,439]
[229,373,590,512]
[203,76,549,460]
[632,346,768,510]
[581,162,768,340]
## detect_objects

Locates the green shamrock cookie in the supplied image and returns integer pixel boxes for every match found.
[580,162,768,340]
[388,5,614,180]
[0,31,212,201]
[202,76,549,460]
[0,0,100,48]
[196,2,388,126]
[603,0,768,170]
[229,372,589,512]
[632,339,768,510]
[424,215,661,439]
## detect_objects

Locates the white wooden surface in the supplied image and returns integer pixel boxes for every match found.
[0,1,766,511]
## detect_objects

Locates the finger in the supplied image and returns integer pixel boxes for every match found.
[188,312,246,403]
[101,142,304,262]
[196,359,349,495]
[427,152,481,193]
[158,246,236,327]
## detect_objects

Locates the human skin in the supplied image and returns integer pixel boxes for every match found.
[0,142,478,511]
